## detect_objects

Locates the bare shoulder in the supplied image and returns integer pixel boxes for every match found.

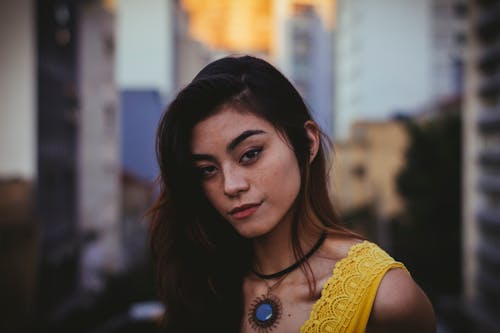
[317,234,363,261]
[368,268,436,333]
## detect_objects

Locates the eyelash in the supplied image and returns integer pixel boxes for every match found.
[198,165,217,178]
[240,147,263,164]
[197,146,263,179]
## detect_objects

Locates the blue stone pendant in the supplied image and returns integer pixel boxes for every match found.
[248,293,282,332]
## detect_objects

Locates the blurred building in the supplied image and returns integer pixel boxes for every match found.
[1,0,123,329]
[332,120,409,245]
[463,0,500,330]
[432,0,466,100]
[0,3,37,330]
[39,0,123,321]
[36,0,82,323]
[334,0,466,139]
[174,3,213,90]
[120,90,163,182]
[121,172,154,269]
[78,0,122,293]
[116,0,173,181]
[273,0,336,137]
[116,0,175,100]
[181,0,272,53]
[179,0,336,136]
[116,0,177,273]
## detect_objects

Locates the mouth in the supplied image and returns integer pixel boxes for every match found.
[229,202,262,219]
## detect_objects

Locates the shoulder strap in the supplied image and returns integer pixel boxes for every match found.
[301,241,407,333]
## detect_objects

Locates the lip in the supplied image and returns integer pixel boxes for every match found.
[229,202,262,219]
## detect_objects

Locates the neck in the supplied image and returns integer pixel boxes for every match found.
[252,221,294,275]
[251,212,321,277]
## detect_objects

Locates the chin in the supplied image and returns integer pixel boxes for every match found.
[233,221,276,239]
[234,227,266,239]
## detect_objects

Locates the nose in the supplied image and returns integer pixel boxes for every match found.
[223,167,249,197]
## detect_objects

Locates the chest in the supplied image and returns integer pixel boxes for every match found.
[240,278,325,333]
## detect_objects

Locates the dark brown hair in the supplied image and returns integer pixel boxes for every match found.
[148,56,357,333]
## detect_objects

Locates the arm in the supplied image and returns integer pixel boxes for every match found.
[368,268,436,333]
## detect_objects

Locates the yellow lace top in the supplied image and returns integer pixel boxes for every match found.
[300,241,407,333]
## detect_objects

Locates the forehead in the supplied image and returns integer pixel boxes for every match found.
[191,107,274,152]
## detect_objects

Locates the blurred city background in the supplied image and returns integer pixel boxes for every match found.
[0,0,498,332]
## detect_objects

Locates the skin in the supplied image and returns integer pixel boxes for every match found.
[191,106,302,242]
[191,106,436,333]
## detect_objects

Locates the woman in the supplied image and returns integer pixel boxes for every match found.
[148,55,435,333]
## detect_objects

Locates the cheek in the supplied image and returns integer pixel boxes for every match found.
[262,153,301,202]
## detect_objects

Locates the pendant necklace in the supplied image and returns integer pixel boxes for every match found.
[247,272,288,332]
[247,232,327,333]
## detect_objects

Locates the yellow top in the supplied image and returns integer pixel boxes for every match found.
[300,241,407,333]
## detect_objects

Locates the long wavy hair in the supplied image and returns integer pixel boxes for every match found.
[148,56,357,333]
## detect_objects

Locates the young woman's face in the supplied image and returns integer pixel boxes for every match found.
[191,107,302,239]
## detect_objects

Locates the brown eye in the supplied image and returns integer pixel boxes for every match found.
[199,165,217,178]
[240,147,262,164]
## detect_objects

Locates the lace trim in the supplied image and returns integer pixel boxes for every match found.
[300,241,403,333]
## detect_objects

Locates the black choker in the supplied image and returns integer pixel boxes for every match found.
[248,232,327,332]
[251,232,327,280]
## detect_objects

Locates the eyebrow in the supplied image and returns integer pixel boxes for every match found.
[227,129,266,152]
[191,129,266,161]
[192,153,216,162]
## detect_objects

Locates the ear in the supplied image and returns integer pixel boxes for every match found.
[304,120,320,163]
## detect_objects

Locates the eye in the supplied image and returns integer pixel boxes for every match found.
[240,147,262,164]
[198,165,217,179]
